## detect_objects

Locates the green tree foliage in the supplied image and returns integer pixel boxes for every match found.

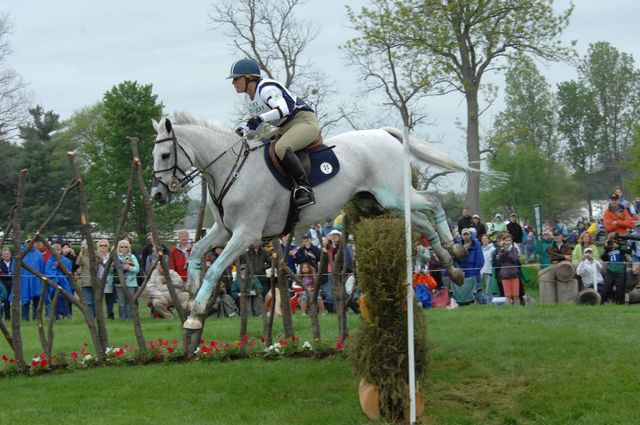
[0,139,20,224]
[346,0,573,213]
[483,58,579,221]
[18,106,78,235]
[557,42,640,209]
[79,81,187,245]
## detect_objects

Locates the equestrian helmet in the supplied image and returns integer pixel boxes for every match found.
[227,58,261,79]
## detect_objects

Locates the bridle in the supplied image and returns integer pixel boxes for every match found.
[152,128,260,213]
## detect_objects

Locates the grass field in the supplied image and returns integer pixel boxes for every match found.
[1,303,639,424]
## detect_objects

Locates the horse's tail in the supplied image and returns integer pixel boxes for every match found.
[382,127,509,183]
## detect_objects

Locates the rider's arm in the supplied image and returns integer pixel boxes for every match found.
[257,85,290,123]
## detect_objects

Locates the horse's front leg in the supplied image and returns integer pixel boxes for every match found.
[183,232,253,330]
[186,223,230,298]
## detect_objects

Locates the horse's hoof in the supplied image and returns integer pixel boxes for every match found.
[451,244,468,261]
[449,267,465,286]
[183,316,203,330]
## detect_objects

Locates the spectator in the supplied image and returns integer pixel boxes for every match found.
[169,229,191,282]
[523,227,537,264]
[45,243,74,319]
[480,234,495,303]
[61,242,79,273]
[604,193,634,236]
[576,247,603,291]
[113,239,140,320]
[322,229,353,311]
[231,264,263,316]
[534,230,554,268]
[497,233,521,305]
[470,214,487,240]
[506,213,523,244]
[306,224,322,247]
[321,218,335,238]
[294,233,321,270]
[572,231,599,267]
[145,261,189,319]
[586,217,598,237]
[206,245,234,294]
[452,228,484,305]
[487,213,507,241]
[76,240,95,318]
[600,233,629,304]
[552,220,568,238]
[547,231,573,264]
[614,186,636,217]
[15,239,45,321]
[457,208,472,234]
[96,239,115,319]
[280,234,298,276]
[297,262,325,316]
[629,222,640,269]
[0,248,13,320]
[241,241,271,296]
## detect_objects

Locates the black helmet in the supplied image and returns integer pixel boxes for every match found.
[227,58,261,79]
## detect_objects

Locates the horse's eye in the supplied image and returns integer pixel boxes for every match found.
[161,153,170,160]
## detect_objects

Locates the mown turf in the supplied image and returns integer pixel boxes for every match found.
[1,303,639,424]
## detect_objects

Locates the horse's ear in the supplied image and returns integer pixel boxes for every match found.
[152,119,160,133]
[164,118,173,134]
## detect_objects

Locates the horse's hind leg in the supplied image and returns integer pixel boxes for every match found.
[411,211,464,285]
[415,191,467,261]
[184,233,252,330]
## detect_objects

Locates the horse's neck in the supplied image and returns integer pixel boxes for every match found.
[178,125,237,178]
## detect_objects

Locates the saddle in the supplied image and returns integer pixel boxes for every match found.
[263,134,340,190]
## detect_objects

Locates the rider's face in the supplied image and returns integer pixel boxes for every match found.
[232,77,247,93]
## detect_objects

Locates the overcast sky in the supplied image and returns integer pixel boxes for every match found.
[3,0,640,182]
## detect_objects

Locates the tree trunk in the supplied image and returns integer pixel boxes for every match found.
[67,153,109,359]
[10,169,28,370]
[465,86,481,214]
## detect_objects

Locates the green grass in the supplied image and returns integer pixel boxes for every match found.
[1,304,640,424]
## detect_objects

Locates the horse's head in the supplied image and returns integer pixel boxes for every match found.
[151,117,194,204]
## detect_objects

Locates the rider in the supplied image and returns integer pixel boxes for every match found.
[228,58,319,209]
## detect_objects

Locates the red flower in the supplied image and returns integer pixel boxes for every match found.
[40,358,48,369]
[336,342,343,350]
[129,344,135,351]
[9,358,15,363]
[241,334,249,342]
[114,348,124,358]
[1,354,7,362]
[31,360,38,367]
[167,347,174,353]
[200,339,205,344]
[70,352,78,359]
[201,346,211,354]
[260,336,266,343]
[149,341,156,349]
[172,339,178,346]
[82,342,89,347]
[291,334,298,342]
[156,349,163,358]
[279,339,288,346]
[209,341,217,348]
[81,349,89,356]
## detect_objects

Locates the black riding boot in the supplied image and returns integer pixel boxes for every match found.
[281,148,315,208]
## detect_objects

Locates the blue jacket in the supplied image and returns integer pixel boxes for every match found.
[455,235,484,283]
[11,247,45,304]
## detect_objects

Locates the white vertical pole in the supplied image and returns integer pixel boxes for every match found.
[402,126,416,424]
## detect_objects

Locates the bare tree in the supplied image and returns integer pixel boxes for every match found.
[0,14,30,142]
[209,0,344,132]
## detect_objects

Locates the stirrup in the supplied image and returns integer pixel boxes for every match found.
[293,186,315,208]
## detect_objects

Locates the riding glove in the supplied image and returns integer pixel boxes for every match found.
[246,116,263,131]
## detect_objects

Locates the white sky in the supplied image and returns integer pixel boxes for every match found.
[3,0,640,189]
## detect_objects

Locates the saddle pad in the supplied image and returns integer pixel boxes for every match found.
[263,143,340,190]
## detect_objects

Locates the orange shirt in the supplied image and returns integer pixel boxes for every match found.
[603,207,633,235]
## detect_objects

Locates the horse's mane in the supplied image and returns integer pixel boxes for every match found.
[171,111,230,134]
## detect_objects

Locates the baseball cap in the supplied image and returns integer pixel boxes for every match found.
[328,229,342,236]
[239,264,248,270]
[461,228,471,235]
[583,247,593,254]
[495,213,503,218]
[472,214,480,219]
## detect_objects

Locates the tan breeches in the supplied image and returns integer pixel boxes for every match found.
[274,111,320,160]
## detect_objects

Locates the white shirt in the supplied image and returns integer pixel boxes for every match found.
[576,258,603,288]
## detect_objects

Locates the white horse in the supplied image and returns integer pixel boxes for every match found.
[151,113,473,330]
